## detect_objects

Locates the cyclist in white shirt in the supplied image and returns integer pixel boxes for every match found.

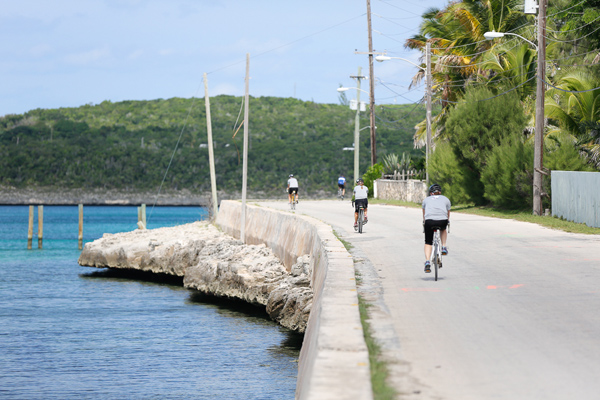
[337,175,346,198]
[287,174,299,205]
[352,178,368,229]
[422,183,451,273]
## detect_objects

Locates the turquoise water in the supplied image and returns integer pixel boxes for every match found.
[0,206,300,399]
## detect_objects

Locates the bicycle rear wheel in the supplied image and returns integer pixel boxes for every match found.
[358,208,364,233]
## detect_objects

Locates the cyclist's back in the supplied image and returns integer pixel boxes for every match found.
[422,184,451,273]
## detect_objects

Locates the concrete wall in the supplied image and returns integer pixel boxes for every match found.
[216,200,372,400]
[551,171,600,228]
[375,179,427,203]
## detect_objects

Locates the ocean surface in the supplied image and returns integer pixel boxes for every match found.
[0,205,301,400]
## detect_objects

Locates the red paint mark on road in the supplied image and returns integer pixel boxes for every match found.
[487,285,497,289]
[510,284,524,289]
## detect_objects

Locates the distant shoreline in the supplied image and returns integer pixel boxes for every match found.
[0,186,212,206]
[0,186,331,206]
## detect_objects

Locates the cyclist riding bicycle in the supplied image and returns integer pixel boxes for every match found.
[422,183,451,273]
[352,178,368,230]
[337,174,346,198]
[287,174,299,205]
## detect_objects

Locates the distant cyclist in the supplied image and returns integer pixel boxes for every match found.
[337,174,346,198]
[352,178,368,230]
[422,183,451,273]
[287,174,299,205]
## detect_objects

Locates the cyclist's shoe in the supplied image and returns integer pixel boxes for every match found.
[442,247,448,255]
[354,223,358,231]
[424,261,431,273]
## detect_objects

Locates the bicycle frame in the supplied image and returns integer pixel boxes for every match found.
[431,228,442,281]
[290,190,297,210]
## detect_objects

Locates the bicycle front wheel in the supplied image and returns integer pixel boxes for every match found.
[358,208,364,233]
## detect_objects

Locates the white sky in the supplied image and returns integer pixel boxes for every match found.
[1,0,450,116]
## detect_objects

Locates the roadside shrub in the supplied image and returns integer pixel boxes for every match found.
[445,86,527,204]
[429,141,475,204]
[481,132,533,209]
[362,163,384,198]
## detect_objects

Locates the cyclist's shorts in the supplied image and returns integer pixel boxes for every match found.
[354,198,368,212]
[424,219,448,245]
[338,184,345,189]
[288,187,299,195]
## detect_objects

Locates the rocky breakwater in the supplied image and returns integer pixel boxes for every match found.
[78,221,312,332]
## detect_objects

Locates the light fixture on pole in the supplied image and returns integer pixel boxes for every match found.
[376,42,432,185]
[338,84,369,183]
[484,23,546,216]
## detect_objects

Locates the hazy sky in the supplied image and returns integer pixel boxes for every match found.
[1,0,450,116]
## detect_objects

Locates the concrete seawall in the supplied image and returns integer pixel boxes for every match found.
[216,201,372,400]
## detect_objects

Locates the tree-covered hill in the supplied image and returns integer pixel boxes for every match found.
[0,96,425,196]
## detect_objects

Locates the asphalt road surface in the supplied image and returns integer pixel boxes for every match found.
[257,199,600,400]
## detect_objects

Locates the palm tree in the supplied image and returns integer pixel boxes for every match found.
[404,0,532,145]
[545,68,600,168]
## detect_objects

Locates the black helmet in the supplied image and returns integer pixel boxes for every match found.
[358,178,364,183]
[429,184,442,194]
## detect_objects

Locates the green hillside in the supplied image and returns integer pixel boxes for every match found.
[0,96,425,196]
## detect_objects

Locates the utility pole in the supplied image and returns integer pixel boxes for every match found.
[241,53,250,242]
[203,73,218,219]
[533,0,547,215]
[351,67,366,183]
[366,0,376,166]
[425,42,432,186]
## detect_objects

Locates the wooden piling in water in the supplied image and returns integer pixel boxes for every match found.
[141,204,146,228]
[38,205,43,249]
[137,204,146,229]
[78,204,83,250]
[27,205,34,249]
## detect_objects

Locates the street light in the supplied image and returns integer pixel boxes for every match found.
[483,31,537,49]
[484,25,546,215]
[376,43,432,185]
[338,81,370,183]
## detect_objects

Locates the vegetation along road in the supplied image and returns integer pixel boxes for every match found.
[258,200,600,400]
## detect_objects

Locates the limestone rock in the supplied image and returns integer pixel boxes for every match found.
[78,221,313,332]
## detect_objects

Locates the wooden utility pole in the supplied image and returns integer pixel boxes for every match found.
[351,67,366,183]
[240,53,250,242]
[533,0,547,215]
[425,42,432,186]
[203,72,219,219]
[366,0,376,166]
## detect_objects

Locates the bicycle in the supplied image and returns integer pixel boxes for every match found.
[355,203,366,233]
[289,190,297,211]
[430,222,449,281]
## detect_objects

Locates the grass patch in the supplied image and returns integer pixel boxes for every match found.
[370,198,600,235]
[451,204,600,235]
[332,229,353,250]
[357,294,397,400]
[370,198,420,209]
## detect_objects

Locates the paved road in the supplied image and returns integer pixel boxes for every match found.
[257,200,600,400]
